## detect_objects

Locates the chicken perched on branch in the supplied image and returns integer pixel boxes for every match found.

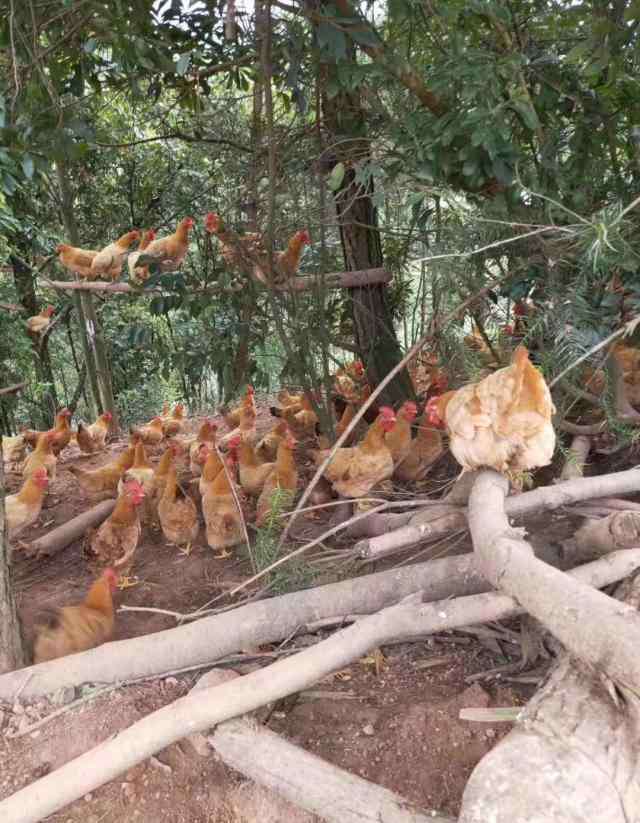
[205,213,310,285]
[68,444,136,500]
[158,465,199,551]
[127,228,156,285]
[6,467,49,540]
[143,217,195,271]
[26,306,55,336]
[90,230,141,281]
[55,243,99,279]
[76,412,112,454]
[428,345,556,477]
[312,407,397,499]
[32,568,118,663]
[89,480,145,569]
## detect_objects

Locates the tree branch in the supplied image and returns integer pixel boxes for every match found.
[0,382,26,397]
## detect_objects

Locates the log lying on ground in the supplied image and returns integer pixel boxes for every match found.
[468,470,640,692]
[200,669,451,823]
[0,553,487,700]
[3,552,638,823]
[569,509,640,562]
[22,500,116,558]
[459,575,640,823]
[355,466,640,560]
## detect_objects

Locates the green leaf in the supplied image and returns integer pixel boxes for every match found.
[327,161,345,191]
[176,53,191,76]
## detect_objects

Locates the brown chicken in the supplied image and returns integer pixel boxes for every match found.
[188,419,218,474]
[2,434,26,466]
[32,568,118,663]
[271,392,318,438]
[130,416,165,446]
[118,442,155,522]
[394,407,444,482]
[205,213,310,284]
[221,385,256,429]
[158,465,199,550]
[68,445,136,500]
[428,345,556,475]
[127,228,157,284]
[23,431,57,481]
[76,411,113,454]
[162,403,186,437]
[90,230,141,281]
[232,434,275,497]
[23,408,73,455]
[26,306,55,335]
[55,243,99,279]
[385,400,418,466]
[255,420,288,463]
[312,407,397,499]
[6,467,49,540]
[202,449,244,557]
[219,405,257,448]
[256,433,299,527]
[276,388,303,410]
[334,360,367,404]
[144,217,195,271]
[153,442,180,502]
[197,445,224,497]
[89,480,145,568]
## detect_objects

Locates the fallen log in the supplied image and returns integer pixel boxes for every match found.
[459,575,640,823]
[200,669,451,823]
[355,466,640,560]
[2,551,638,823]
[468,470,640,692]
[570,509,640,562]
[21,500,116,558]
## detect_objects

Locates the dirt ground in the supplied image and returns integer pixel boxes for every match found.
[1,398,544,821]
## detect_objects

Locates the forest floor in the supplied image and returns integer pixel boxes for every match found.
[0,396,567,821]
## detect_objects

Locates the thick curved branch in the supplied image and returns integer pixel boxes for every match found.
[468,470,640,691]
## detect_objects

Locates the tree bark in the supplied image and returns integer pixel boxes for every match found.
[319,35,414,405]
[0,445,27,673]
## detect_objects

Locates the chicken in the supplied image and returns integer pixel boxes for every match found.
[68,445,136,499]
[127,228,157,285]
[334,360,367,403]
[158,465,199,550]
[153,442,180,502]
[428,345,556,476]
[255,420,288,463]
[55,243,99,279]
[233,434,275,497]
[188,419,218,475]
[221,385,256,429]
[205,213,310,285]
[23,432,57,481]
[6,467,49,540]
[76,412,113,454]
[198,445,224,497]
[219,405,257,448]
[144,217,195,271]
[118,442,155,521]
[276,388,303,409]
[335,403,358,444]
[312,407,397,499]
[394,407,444,482]
[32,568,118,663]
[256,433,299,527]
[612,343,640,407]
[271,392,318,438]
[385,401,418,466]
[130,416,164,446]
[26,306,55,335]
[2,434,26,467]
[162,403,186,437]
[89,480,145,568]
[23,408,73,455]
[202,450,244,557]
[90,230,141,281]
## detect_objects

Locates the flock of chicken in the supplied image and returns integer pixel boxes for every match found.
[51,212,310,287]
[2,345,559,666]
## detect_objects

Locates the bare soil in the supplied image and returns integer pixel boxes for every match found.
[2,398,539,821]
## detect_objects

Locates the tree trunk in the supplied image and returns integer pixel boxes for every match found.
[55,161,116,427]
[10,253,58,426]
[320,45,414,405]
[0,445,27,672]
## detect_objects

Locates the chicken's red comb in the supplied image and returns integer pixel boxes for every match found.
[32,466,49,481]
[103,568,118,588]
[103,411,113,421]
[228,435,242,448]
[125,479,145,496]
[300,228,311,243]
